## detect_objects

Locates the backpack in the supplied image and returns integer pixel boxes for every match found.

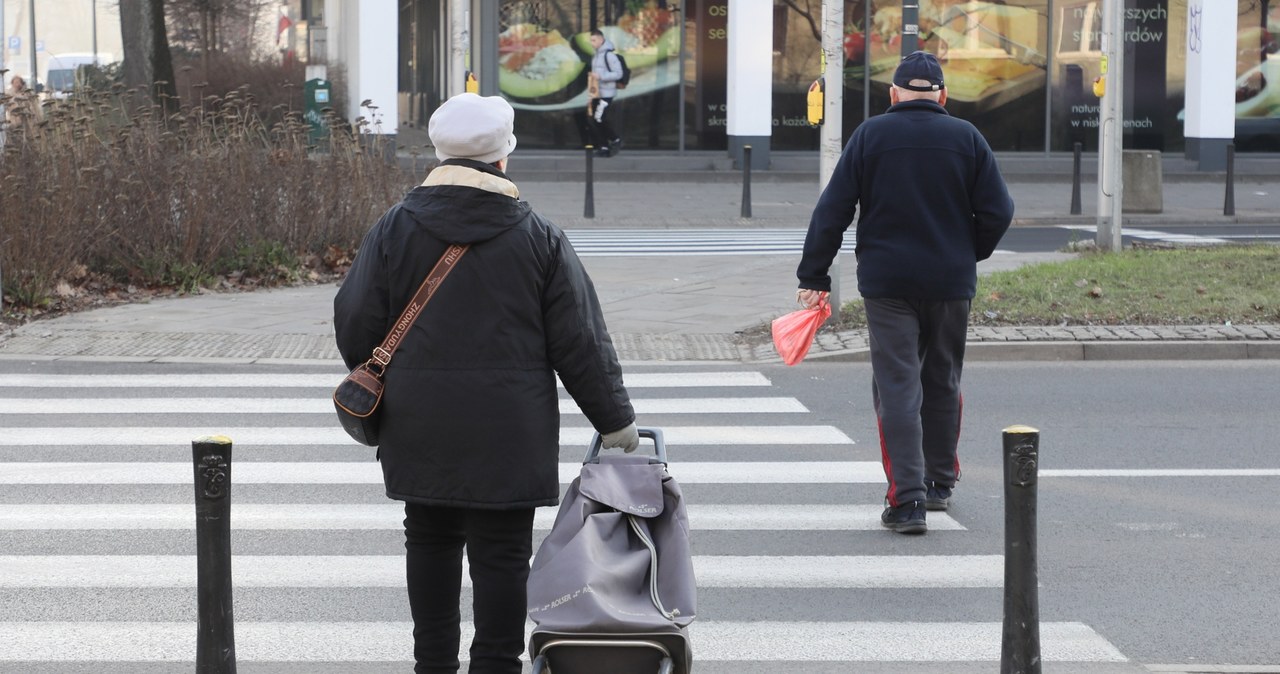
[611,50,631,89]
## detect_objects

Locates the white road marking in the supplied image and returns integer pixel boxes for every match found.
[0,555,1001,589]
[0,503,965,531]
[0,425,851,446]
[0,461,888,485]
[1058,225,1230,244]
[0,621,1128,662]
[0,396,808,415]
[0,371,771,389]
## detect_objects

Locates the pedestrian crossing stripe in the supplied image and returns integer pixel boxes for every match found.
[0,396,810,415]
[0,425,851,446]
[0,621,1128,662]
[1058,224,1230,245]
[0,503,966,531]
[0,555,1001,588]
[0,371,772,389]
[563,229,858,256]
[0,461,887,484]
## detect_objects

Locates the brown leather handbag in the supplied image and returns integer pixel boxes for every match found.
[333,243,468,446]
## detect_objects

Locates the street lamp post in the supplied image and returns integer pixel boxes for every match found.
[1096,0,1125,252]
[27,0,36,88]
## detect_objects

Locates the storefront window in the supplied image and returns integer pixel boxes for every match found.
[1235,0,1280,150]
[474,1,1275,152]
[497,1,682,150]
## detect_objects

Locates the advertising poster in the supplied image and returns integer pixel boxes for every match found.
[1234,0,1280,150]
[864,1,1049,150]
[497,1,682,148]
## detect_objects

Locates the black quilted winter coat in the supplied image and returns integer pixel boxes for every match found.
[333,159,634,509]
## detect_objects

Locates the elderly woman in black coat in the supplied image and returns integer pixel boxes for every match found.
[334,93,638,674]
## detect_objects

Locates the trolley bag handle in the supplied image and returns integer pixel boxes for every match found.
[584,427,667,465]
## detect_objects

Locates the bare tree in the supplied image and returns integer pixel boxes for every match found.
[121,0,179,106]
[167,0,275,57]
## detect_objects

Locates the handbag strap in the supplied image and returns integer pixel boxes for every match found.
[368,243,469,369]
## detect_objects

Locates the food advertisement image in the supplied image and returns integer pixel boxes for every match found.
[498,1,681,111]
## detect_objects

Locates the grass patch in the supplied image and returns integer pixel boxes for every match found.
[832,245,1280,329]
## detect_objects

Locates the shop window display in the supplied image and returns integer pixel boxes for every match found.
[497,0,682,150]
[481,0,1277,152]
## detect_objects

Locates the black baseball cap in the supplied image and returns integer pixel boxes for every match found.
[893,51,945,92]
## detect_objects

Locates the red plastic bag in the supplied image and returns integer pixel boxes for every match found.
[771,301,832,366]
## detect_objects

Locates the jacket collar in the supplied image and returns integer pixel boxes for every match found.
[422,159,520,199]
[886,99,950,116]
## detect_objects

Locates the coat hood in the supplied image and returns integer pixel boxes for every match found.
[400,159,533,244]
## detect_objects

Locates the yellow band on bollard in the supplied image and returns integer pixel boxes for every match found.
[1002,425,1040,434]
[194,435,233,445]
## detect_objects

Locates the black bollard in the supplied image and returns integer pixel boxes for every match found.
[1070,142,1082,215]
[584,145,596,219]
[741,145,753,219]
[193,435,236,673]
[1001,425,1041,674]
[1224,143,1235,216]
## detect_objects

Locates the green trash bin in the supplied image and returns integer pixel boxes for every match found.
[303,77,332,146]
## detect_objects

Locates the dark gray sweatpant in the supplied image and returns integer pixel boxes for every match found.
[865,297,969,506]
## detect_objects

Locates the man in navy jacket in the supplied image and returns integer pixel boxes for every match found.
[796,51,1014,534]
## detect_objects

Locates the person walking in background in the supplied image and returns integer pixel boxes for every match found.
[795,51,1014,535]
[585,28,624,157]
[334,92,640,673]
[4,75,42,138]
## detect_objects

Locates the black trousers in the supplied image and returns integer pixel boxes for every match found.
[864,297,969,506]
[586,96,618,147]
[403,503,535,674]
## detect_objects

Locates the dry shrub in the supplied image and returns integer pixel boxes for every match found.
[0,71,411,312]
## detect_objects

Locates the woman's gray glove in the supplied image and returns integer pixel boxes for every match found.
[600,422,640,453]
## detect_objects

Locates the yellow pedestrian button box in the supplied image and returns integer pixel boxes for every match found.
[807,78,824,126]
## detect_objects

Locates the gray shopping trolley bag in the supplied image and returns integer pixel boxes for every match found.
[528,430,696,674]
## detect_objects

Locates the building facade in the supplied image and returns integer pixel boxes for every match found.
[299,1,1277,155]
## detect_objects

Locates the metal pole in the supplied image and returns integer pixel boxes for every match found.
[740,145,752,218]
[91,0,98,64]
[1000,425,1041,674]
[1096,0,1124,252]
[1070,142,1082,215]
[1223,143,1235,216]
[193,435,237,674]
[900,1,919,56]
[820,0,844,323]
[27,0,37,89]
[584,146,595,219]
[448,0,466,96]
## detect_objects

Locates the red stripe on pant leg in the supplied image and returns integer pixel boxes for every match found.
[953,392,964,481]
[876,410,898,507]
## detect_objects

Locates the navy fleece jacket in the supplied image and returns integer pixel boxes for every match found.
[797,99,1014,300]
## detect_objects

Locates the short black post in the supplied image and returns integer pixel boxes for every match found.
[740,145,753,219]
[1001,425,1041,674]
[1069,142,1082,215]
[1224,143,1235,216]
[584,145,596,219]
[193,435,236,673]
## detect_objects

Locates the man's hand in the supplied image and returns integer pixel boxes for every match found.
[796,289,830,310]
[600,422,640,453]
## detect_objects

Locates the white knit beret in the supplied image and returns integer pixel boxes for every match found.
[429,93,518,163]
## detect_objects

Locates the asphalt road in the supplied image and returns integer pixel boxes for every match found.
[1,358,1277,672]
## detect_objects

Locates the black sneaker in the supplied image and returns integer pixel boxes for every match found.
[608,138,623,157]
[593,147,610,158]
[925,481,953,511]
[881,500,927,534]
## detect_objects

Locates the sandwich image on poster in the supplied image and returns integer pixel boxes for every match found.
[499,23,587,102]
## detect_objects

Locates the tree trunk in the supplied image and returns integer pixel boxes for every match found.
[120,0,179,108]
